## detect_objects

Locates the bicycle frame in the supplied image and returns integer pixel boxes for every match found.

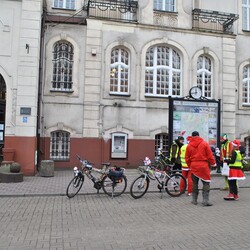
[74,155,109,191]
[135,161,186,198]
[67,154,127,198]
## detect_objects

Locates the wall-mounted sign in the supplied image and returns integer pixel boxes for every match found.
[111,133,127,158]
[23,117,28,123]
[20,107,31,115]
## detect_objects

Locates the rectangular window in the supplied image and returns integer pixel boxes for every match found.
[111,133,127,158]
[50,131,70,160]
[242,0,250,30]
[54,0,75,10]
[154,0,175,12]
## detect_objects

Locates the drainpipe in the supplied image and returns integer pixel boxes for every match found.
[36,8,46,172]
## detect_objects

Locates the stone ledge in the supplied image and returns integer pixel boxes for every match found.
[0,172,23,183]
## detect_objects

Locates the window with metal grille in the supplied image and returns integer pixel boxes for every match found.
[155,133,169,156]
[242,0,250,31]
[154,0,175,12]
[110,47,130,94]
[145,46,181,97]
[52,41,74,92]
[53,0,75,9]
[243,65,250,104]
[50,130,70,160]
[197,55,212,98]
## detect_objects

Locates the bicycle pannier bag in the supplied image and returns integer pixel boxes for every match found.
[108,167,123,181]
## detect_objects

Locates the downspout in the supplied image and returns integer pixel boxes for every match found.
[36,7,46,172]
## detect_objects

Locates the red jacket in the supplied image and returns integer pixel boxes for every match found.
[185,136,216,181]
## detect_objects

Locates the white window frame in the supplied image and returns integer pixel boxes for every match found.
[242,0,250,31]
[197,55,213,98]
[242,65,250,105]
[50,130,70,161]
[51,40,74,92]
[111,133,128,158]
[154,0,176,12]
[110,47,130,95]
[53,0,76,10]
[155,133,169,156]
[145,45,182,97]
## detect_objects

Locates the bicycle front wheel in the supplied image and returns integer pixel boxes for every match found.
[165,173,186,197]
[130,176,149,199]
[66,176,84,198]
[102,175,127,197]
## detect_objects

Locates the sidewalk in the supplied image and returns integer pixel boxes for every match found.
[0,169,249,197]
[0,170,250,250]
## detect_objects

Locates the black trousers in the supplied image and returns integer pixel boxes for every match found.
[191,174,210,193]
[228,179,238,195]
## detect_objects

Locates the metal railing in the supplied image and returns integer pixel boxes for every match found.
[192,8,239,34]
[86,0,138,22]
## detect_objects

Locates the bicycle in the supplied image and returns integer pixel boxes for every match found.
[153,148,175,173]
[130,158,187,199]
[66,154,127,198]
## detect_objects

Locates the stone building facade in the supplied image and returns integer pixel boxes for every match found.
[0,0,43,175]
[1,0,250,174]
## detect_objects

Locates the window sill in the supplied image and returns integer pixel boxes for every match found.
[144,94,177,99]
[109,93,131,97]
[52,7,76,11]
[153,10,178,15]
[50,90,74,93]
[242,103,250,107]
[50,158,70,162]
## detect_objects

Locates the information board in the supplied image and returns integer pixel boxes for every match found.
[169,98,220,147]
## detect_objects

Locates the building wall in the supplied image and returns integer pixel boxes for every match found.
[0,1,248,174]
[0,0,42,175]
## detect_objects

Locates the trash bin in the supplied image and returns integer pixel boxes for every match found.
[40,160,54,177]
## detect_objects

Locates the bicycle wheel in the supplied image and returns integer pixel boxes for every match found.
[66,175,84,198]
[102,175,127,197]
[130,175,149,199]
[165,173,186,197]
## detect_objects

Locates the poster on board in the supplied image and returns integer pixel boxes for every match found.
[169,98,220,148]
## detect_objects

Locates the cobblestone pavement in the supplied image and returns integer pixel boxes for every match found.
[0,170,250,250]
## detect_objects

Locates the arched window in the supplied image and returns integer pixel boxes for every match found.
[154,0,175,12]
[52,41,74,92]
[155,133,169,156]
[242,64,250,104]
[145,45,181,97]
[110,47,130,94]
[197,55,212,98]
[50,130,70,160]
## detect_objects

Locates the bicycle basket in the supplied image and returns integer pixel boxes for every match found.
[108,167,124,182]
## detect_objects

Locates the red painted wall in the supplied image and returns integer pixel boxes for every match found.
[4,136,37,176]
[41,137,155,170]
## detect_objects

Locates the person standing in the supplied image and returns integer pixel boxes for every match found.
[185,131,216,206]
[224,140,246,201]
[215,147,222,173]
[170,136,184,173]
[180,136,192,195]
[220,134,233,191]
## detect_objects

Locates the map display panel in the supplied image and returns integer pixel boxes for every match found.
[172,100,219,147]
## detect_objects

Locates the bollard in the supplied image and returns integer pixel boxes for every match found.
[40,160,54,177]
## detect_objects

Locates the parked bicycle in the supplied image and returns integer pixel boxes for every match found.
[66,154,127,198]
[130,157,187,199]
[153,148,175,173]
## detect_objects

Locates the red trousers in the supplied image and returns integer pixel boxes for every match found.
[180,170,193,194]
